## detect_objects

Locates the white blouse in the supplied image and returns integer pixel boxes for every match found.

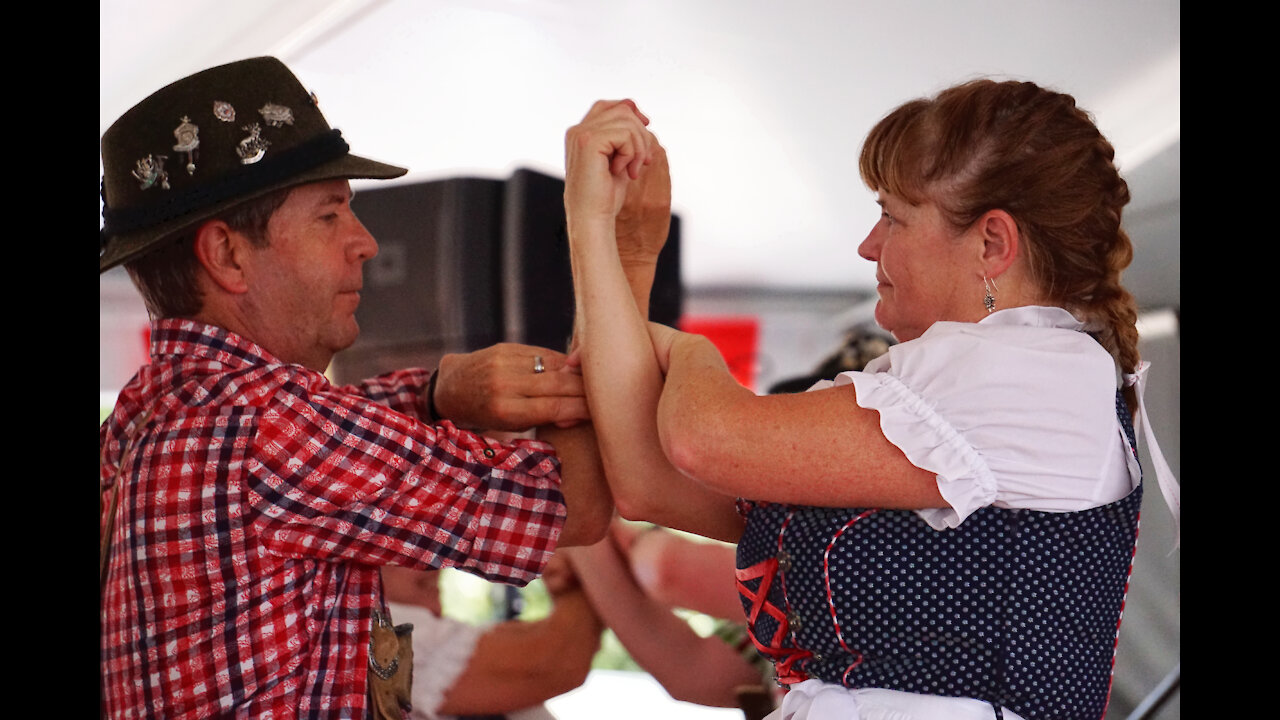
[779,305,1179,720]
[829,305,1137,529]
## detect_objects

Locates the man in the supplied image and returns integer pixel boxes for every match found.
[100,57,665,718]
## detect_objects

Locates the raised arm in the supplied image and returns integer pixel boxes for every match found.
[564,100,743,543]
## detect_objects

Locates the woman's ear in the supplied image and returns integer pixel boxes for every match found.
[977,208,1020,278]
[192,220,250,294]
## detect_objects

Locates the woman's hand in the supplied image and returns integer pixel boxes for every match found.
[646,321,682,374]
[564,100,656,232]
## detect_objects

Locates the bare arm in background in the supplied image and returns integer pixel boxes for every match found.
[562,525,764,707]
[382,559,602,715]
[610,521,742,621]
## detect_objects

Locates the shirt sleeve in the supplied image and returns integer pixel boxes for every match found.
[340,367,434,422]
[245,371,566,586]
[834,321,1124,529]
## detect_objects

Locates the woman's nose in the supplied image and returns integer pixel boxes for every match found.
[858,224,881,262]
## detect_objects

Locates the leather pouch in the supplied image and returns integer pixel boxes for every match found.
[367,607,414,720]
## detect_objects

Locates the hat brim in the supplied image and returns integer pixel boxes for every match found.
[99,152,406,273]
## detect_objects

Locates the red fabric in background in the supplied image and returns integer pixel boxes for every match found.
[678,315,760,392]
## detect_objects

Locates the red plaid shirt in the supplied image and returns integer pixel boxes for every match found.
[100,319,567,719]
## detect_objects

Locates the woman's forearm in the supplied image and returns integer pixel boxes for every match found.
[567,216,695,527]
[564,105,742,542]
[569,226,743,541]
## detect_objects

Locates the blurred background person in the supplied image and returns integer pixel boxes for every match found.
[382,555,602,720]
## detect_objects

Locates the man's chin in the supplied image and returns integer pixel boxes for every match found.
[328,321,361,355]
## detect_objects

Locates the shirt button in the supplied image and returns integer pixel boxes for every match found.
[482,448,495,458]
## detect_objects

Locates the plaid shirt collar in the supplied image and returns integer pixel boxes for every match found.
[151,318,290,371]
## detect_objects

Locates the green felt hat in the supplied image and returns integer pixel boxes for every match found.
[100,56,407,273]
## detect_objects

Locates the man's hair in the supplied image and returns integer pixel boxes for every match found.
[125,187,293,319]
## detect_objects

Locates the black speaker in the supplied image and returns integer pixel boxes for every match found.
[331,177,505,383]
[501,168,575,352]
[650,212,683,325]
[502,168,682,352]
[331,169,682,384]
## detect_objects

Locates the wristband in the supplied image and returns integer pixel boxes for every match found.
[425,368,442,422]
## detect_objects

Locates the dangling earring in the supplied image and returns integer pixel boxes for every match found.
[983,276,998,313]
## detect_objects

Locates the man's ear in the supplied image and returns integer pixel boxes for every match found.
[976,208,1020,278]
[192,220,250,294]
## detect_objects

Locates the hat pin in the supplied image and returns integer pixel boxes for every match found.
[172,116,200,175]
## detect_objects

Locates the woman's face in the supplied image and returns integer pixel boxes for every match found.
[858,191,983,342]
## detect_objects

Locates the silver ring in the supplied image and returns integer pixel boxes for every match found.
[533,355,545,374]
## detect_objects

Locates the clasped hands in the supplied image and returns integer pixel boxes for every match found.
[565,99,671,270]
[429,100,675,433]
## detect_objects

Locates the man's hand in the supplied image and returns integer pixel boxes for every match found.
[432,344,589,431]
[614,140,671,269]
[539,554,582,598]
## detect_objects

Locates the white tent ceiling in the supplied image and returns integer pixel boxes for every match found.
[101,0,1179,306]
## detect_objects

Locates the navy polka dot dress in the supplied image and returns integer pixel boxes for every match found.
[735,393,1143,720]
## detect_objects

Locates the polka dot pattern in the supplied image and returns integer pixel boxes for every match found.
[736,392,1143,720]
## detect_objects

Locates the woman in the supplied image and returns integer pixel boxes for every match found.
[563,81,1178,720]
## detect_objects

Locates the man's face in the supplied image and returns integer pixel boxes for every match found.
[239,179,378,371]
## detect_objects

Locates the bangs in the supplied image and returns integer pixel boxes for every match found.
[858,98,936,206]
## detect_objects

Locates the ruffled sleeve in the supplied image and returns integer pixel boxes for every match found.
[831,310,1128,529]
